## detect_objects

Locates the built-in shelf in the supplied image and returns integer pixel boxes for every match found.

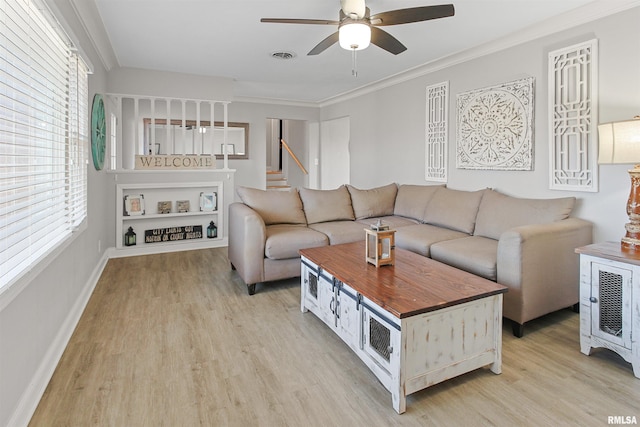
[115,181,225,255]
[123,210,219,221]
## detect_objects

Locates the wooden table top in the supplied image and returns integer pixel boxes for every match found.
[300,241,507,319]
[576,241,640,266]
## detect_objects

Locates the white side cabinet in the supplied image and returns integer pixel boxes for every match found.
[576,242,640,378]
[116,181,225,255]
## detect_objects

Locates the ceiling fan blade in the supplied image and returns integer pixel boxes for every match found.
[370,4,455,26]
[341,0,366,19]
[260,18,339,25]
[308,32,339,55]
[370,27,407,55]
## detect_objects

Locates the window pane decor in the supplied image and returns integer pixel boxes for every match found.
[0,0,88,290]
[425,81,448,182]
[548,39,598,192]
[456,77,535,170]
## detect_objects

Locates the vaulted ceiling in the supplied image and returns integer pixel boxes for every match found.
[80,0,629,104]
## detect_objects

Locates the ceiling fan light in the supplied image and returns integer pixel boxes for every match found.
[339,23,370,51]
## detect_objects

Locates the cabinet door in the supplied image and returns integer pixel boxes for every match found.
[362,303,401,372]
[301,259,320,313]
[317,272,337,328]
[337,283,360,350]
[591,262,632,349]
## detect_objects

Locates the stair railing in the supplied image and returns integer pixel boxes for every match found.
[281,139,308,175]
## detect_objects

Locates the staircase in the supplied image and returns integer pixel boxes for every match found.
[267,170,290,190]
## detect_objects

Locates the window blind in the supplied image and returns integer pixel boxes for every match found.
[0,0,88,289]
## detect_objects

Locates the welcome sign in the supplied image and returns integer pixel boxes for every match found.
[135,155,215,170]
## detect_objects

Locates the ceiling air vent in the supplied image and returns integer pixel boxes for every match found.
[270,51,296,60]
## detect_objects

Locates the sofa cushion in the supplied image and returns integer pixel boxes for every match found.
[430,236,498,281]
[393,184,444,221]
[395,224,469,257]
[347,183,398,220]
[299,186,355,224]
[422,187,485,234]
[265,224,328,260]
[237,186,306,225]
[308,221,366,245]
[356,215,419,230]
[474,189,576,240]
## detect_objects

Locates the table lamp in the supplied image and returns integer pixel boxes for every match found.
[598,116,640,251]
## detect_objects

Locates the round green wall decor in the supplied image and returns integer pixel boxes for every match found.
[91,93,106,170]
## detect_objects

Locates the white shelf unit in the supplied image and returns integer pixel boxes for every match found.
[116,181,224,254]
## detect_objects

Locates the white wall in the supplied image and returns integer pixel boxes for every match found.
[107,67,233,101]
[0,1,112,426]
[320,7,640,243]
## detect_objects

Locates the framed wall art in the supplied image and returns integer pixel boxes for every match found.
[456,77,535,170]
[124,194,145,216]
[199,192,217,212]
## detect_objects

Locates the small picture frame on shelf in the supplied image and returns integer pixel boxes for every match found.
[157,201,172,214]
[176,200,190,213]
[200,192,217,212]
[124,194,145,216]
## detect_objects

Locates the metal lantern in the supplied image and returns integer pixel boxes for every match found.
[124,226,136,246]
[365,225,396,268]
[207,221,218,238]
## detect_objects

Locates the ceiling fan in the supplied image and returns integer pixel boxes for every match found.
[261,0,455,56]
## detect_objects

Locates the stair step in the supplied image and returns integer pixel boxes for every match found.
[267,170,288,190]
[267,185,291,191]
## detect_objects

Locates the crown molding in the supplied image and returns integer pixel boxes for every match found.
[318,0,640,107]
[69,0,118,72]
[232,95,319,109]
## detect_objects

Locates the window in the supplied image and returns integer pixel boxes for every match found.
[0,0,89,290]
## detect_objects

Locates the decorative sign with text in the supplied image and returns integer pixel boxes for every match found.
[135,155,215,170]
[145,225,203,243]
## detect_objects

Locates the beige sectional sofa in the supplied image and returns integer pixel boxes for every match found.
[228,183,593,337]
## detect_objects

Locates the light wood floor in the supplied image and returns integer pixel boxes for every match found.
[30,248,640,426]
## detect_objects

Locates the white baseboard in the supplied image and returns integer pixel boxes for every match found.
[7,251,110,427]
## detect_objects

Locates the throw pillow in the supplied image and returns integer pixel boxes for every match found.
[422,187,485,234]
[394,184,445,221]
[299,186,355,224]
[236,186,306,225]
[474,189,576,240]
[347,183,398,220]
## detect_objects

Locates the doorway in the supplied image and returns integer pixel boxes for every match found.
[266,118,311,190]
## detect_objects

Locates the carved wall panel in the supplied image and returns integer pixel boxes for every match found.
[456,77,535,170]
[548,39,598,192]
[426,81,449,182]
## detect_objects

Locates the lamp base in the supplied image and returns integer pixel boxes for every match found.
[621,231,640,252]
[622,166,640,252]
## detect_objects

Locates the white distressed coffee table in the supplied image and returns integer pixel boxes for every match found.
[300,241,507,413]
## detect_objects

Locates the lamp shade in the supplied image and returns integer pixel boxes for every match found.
[339,23,371,50]
[598,119,640,164]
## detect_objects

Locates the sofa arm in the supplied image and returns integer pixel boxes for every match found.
[228,202,267,285]
[497,218,593,324]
